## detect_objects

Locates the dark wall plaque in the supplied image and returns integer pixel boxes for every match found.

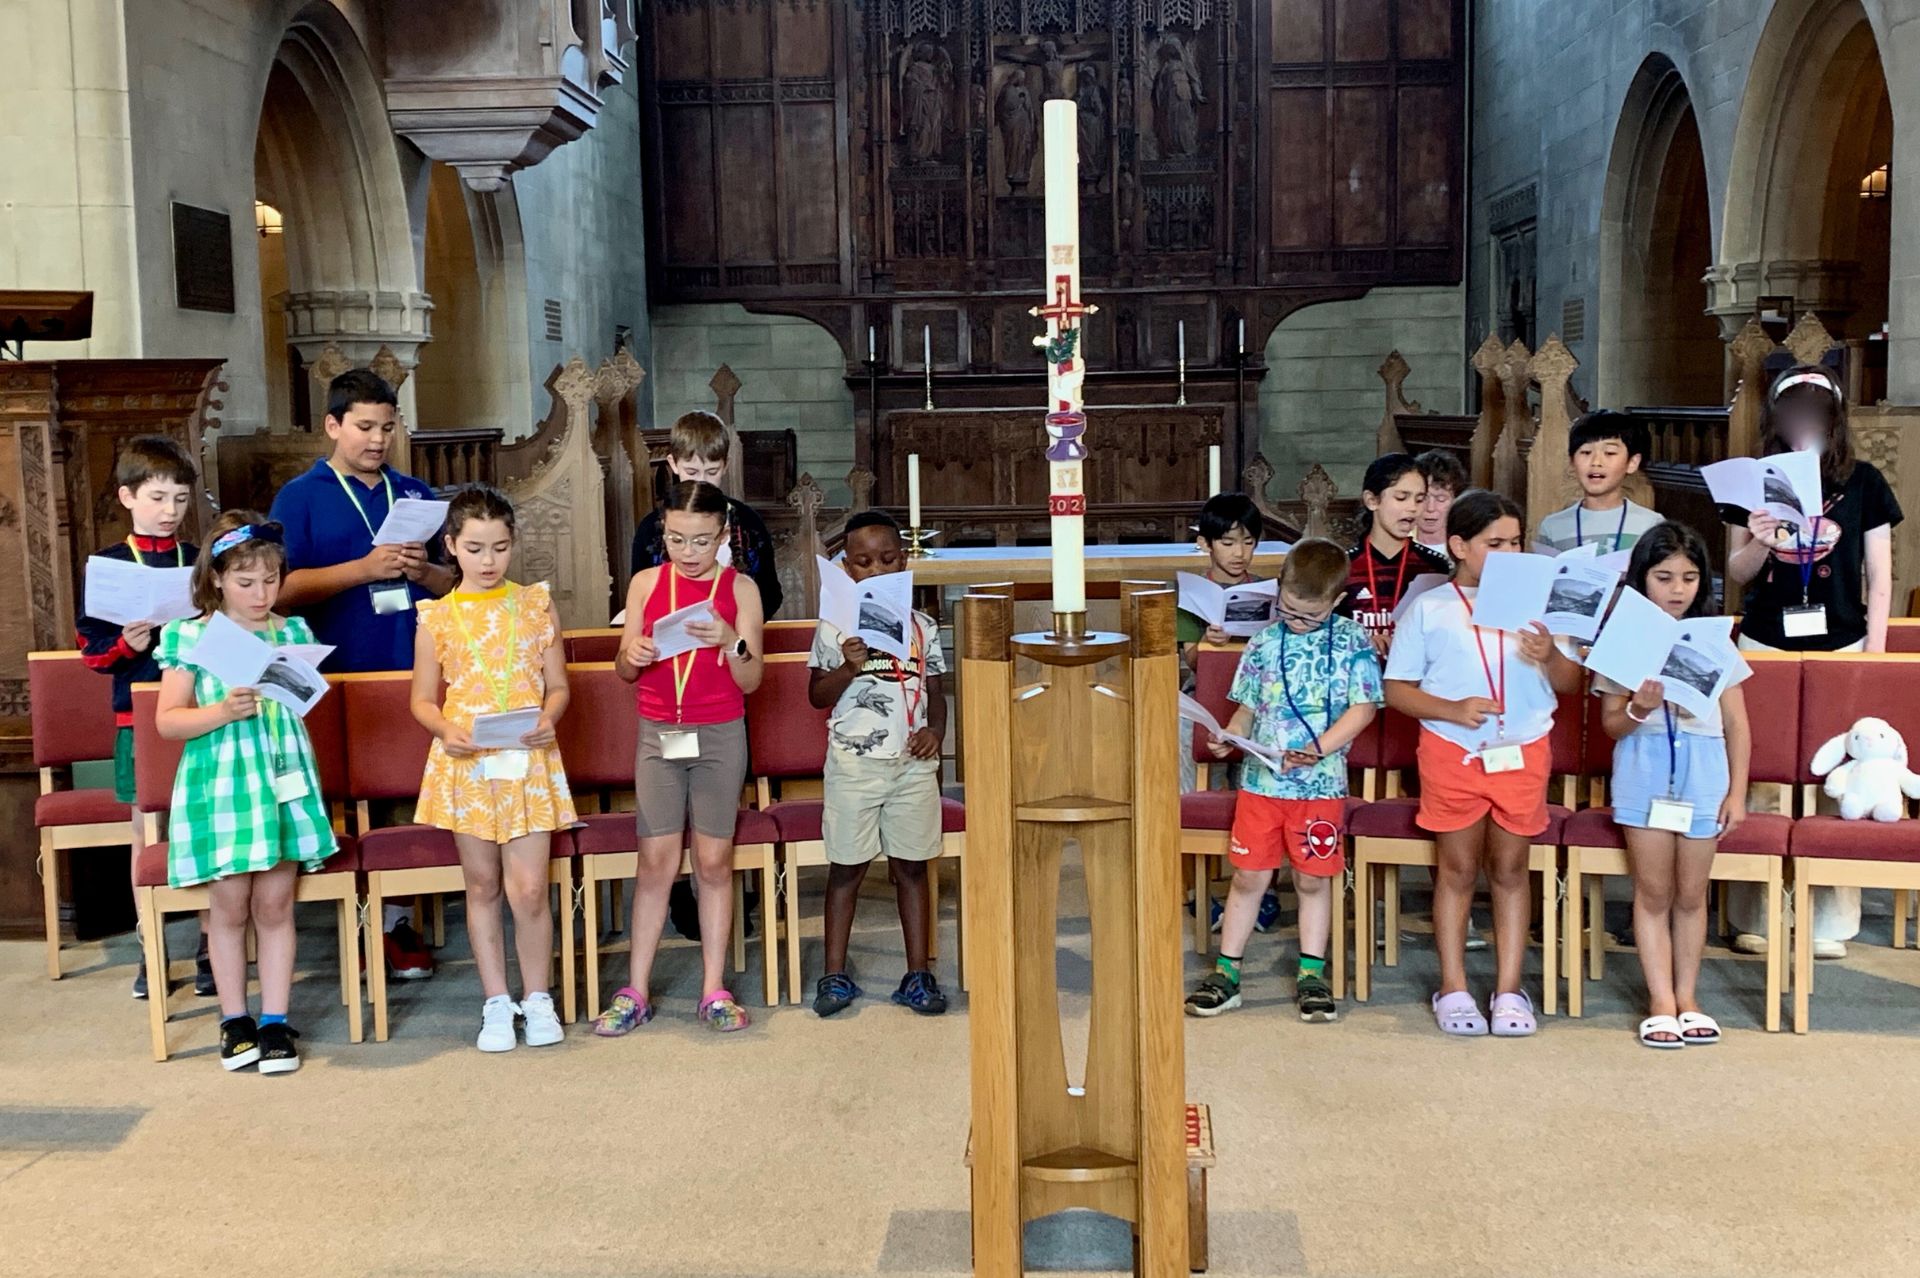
[171,202,235,314]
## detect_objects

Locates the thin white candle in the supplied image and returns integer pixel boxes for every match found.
[1041,99,1086,615]
[908,453,922,528]
[1178,320,1186,364]
[923,324,931,371]
[868,325,876,363]
[1238,318,1246,355]
[1208,445,1221,496]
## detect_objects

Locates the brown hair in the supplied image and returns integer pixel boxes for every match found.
[1280,537,1349,602]
[662,479,731,523]
[1414,448,1468,495]
[1761,364,1854,489]
[668,410,730,464]
[115,435,197,492]
[190,510,286,613]
[443,484,515,587]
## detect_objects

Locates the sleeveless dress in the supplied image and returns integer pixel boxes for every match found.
[415,581,577,842]
[154,615,336,888]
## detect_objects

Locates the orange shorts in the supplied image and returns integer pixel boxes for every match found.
[1415,729,1552,837]
[1228,794,1346,877]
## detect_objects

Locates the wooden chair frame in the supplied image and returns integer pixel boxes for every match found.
[1791,857,1920,1033]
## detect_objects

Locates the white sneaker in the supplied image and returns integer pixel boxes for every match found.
[521,991,564,1047]
[1732,932,1769,956]
[477,994,519,1052]
[1812,939,1847,960]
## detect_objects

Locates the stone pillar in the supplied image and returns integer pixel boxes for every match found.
[282,289,432,470]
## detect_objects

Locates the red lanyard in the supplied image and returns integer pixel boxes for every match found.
[1451,583,1505,730]
[1366,543,1411,622]
[890,620,929,726]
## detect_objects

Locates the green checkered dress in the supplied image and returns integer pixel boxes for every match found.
[154,616,336,888]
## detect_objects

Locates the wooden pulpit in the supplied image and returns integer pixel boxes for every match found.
[960,586,1193,1275]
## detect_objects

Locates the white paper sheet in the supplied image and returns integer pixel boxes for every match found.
[1175,574,1278,638]
[1540,549,1626,642]
[1700,452,1824,534]
[83,556,197,627]
[816,557,916,661]
[253,651,330,716]
[186,612,331,716]
[1176,691,1292,772]
[371,497,451,546]
[650,600,718,660]
[469,706,543,750]
[1583,588,1743,721]
[1462,551,1558,633]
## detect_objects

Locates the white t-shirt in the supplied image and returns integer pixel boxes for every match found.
[1592,656,1751,738]
[1383,584,1558,753]
[809,613,946,759]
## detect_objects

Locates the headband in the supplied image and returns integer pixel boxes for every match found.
[1769,371,1843,405]
[210,522,285,559]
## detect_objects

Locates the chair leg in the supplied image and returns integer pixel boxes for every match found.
[731,873,747,976]
[140,889,169,1063]
[1539,857,1559,1017]
[1330,869,1347,999]
[1715,881,1729,942]
[952,856,967,991]
[41,836,62,981]
[431,893,447,948]
[366,878,391,1043]
[1382,865,1401,967]
[337,901,351,1006]
[582,867,602,1021]
[927,860,941,962]
[1588,878,1606,981]
[1894,889,1911,950]
[558,871,577,1025]
[785,859,805,1006]
[343,897,364,1045]
[761,855,778,1007]
[1354,858,1373,1003]
[1189,858,1206,956]
[1563,853,1583,1019]
[1790,875,1810,1034]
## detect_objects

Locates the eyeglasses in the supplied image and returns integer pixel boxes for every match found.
[664,533,721,551]
[1278,602,1335,626]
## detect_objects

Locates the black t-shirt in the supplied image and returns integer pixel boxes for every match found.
[1724,460,1902,650]
[632,497,784,619]
[1338,539,1450,637]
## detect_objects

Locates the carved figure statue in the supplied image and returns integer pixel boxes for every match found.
[1149,34,1206,158]
[1002,37,1095,101]
[1074,74,1107,181]
[897,41,953,164]
[996,74,1037,188]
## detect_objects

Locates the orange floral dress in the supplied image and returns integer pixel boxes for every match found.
[415,581,577,841]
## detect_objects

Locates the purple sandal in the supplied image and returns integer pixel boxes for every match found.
[1489,990,1537,1037]
[1432,990,1488,1037]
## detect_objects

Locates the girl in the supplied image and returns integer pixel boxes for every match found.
[154,511,335,1074]
[595,480,765,1035]
[1384,490,1584,1037]
[1723,364,1901,957]
[411,485,575,1053]
[1344,453,1449,655]
[1597,522,1751,1047]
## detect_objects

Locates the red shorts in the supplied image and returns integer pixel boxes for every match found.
[1228,794,1346,877]
[1415,728,1551,837]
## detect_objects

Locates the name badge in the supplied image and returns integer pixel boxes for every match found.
[479,750,530,782]
[272,768,310,805]
[1479,743,1526,774]
[1781,605,1827,638]
[660,730,700,761]
[1647,797,1695,833]
[370,579,413,616]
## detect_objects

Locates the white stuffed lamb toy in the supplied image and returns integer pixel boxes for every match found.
[1809,717,1920,821]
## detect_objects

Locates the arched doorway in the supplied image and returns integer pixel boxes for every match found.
[1598,56,1720,407]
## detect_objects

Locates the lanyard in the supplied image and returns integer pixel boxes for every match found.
[449,586,520,713]
[125,536,183,567]
[1662,705,1680,799]
[331,465,394,540]
[667,568,725,722]
[1364,542,1410,628]
[1277,621,1336,756]
[1575,503,1629,552]
[890,619,930,727]
[1793,514,1824,605]
[226,616,288,770]
[1451,584,1506,735]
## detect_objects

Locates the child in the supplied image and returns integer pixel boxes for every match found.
[806,512,950,1018]
[1596,521,1750,1047]
[595,480,765,1035]
[1414,449,1467,564]
[1184,539,1381,1023]
[153,512,336,1073]
[411,485,575,1052]
[632,411,783,618]
[1534,411,1661,554]
[1343,454,1449,654]
[1384,490,1584,1037]
[75,435,209,1000]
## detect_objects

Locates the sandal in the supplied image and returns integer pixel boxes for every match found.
[1638,1014,1685,1049]
[1431,990,1488,1037]
[1676,1011,1721,1045]
[1489,990,1537,1037]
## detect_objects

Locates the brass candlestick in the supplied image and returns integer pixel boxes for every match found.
[905,525,937,559]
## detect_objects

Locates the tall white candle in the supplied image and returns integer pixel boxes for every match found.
[868,325,876,363]
[1238,318,1246,355]
[908,453,922,528]
[1208,445,1221,496]
[1041,99,1085,615]
[1178,320,1186,364]
[922,324,931,371]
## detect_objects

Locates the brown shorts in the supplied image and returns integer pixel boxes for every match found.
[634,717,748,841]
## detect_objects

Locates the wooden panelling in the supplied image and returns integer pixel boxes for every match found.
[781,103,839,261]
[718,106,777,260]
[660,108,716,262]
[1269,88,1328,249]
[710,1,768,78]
[772,0,832,78]
[654,2,708,74]
[1398,0,1455,59]
[1272,0,1326,62]
[1397,85,1455,243]
[1333,88,1389,245]
[1334,0,1390,62]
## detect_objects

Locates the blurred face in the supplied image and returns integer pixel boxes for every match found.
[1643,551,1701,619]
[1774,397,1835,456]
[1277,584,1344,634]
[662,509,726,576]
[217,557,281,625]
[326,400,397,477]
[1416,483,1453,541]
[843,524,906,581]
[1448,516,1524,582]
[120,478,192,538]
[448,516,513,591]
[1199,527,1256,581]
[668,454,728,486]
[1572,439,1639,499]
[1365,471,1426,543]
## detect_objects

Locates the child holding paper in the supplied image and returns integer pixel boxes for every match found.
[154,511,335,1074]
[1177,493,1265,661]
[1184,539,1381,1024]
[1343,454,1448,653]
[1384,491,1584,1037]
[1535,412,1662,554]
[595,480,764,1035]
[76,435,209,999]
[807,512,950,1017]
[1595,522,1750,1048]
[410,485,575,1052]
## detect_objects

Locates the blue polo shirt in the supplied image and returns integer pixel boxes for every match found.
[268,458,441,673]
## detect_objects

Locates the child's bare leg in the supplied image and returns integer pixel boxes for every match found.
[501,832,553,996]
[250,862,299,1017]
[1625,829,1678,1017]
[1433,822,1485,995]
[1295,871,1332,960]
[1486,824,1531,994]
[626,835,684,1000]
[207,875,254,1018]
[891,859,931,972]
[455,834,509,999]
[690,832,736,998]
[1671,838,1717,1013]
[1218,867,1276,961]
[822,860,870,975]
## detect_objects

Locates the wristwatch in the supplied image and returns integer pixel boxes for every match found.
[732,637,752,660]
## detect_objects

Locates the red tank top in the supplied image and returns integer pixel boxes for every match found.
[635,566,744,725]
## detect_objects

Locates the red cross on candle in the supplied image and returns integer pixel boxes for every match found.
[1031,274,1089,328]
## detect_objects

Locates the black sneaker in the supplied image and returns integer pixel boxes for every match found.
[1296,973,1339,1023]
[220,1016,261,1071]
[193,939,216,997]
[1185,971,1242,1017]
[892,970,947,1016]
[257,1022,301,1075]
[132,958,149,1001]
[667,881,702,941]
[813,972,861,1018]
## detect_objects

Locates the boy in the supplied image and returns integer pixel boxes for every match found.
[1184,539,1382,1023]
[1177,492,1264,664]
[1534,410,1661,554]
[807,512,949,1017]
[633,410,783,618]
[1414,449,1467,563]
[75,435,210,1000]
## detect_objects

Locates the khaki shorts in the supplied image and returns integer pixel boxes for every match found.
[635,717,749,841]
[822,749,943,866]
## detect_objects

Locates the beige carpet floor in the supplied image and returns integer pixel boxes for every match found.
[5,865,1920,1278]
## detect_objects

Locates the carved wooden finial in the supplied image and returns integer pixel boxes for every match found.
[1528,335,1577,387]
[310,343,352,384]
[1728,318,1775,371]
[710,364,743,422]
[596,347,647,406]
[1378,349,1411,390]
[846,464,876,513]
[787,471,826,520]
[1527,336,1582,530]
[1240,452,1274,504]
[1470,332,1507,375]
[1377,349,1416,455]
[1298,463,1337,540]
[554,356,597,413]
[1783,312,1839,369]
[368,345,411,391]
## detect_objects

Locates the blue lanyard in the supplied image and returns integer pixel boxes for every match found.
[331,465,394,540]
[1793,515,1823,604]
[1662,705,1679,798]
[1277,622,1335,756]
[1575,502,1629,552]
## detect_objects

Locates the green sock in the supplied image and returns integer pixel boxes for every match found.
[1214,954,1241,985]
[1298,952,1327,980]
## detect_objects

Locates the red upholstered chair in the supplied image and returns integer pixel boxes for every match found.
[1883,619,1920,654]
[29,651,133,980]
[763,618,818,654]
[131,681,362,1061]
[562,628,622,663]
[563,662,778,1017]
[1787,653,1920,1032]
[1560,652,1798,1028]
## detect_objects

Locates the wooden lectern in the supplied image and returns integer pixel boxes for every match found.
[960,586,1193,1275]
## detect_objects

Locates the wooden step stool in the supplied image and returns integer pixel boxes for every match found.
[964,1101,1216,1273]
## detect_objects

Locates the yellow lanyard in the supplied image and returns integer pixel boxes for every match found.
[668,568,725,721]
[448,586,520,712]
[125,535,183,567]
[330,465,394,539]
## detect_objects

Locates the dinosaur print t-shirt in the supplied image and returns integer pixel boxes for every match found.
[810,612,946,760]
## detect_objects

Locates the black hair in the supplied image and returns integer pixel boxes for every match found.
[1196,492,1262,543]
[326,368,399,424]
[1362,452,1422,498]
[1761,364,1854,489]
[1445,488,1523,547]
[844,509,903,541]
[1625,520,1717,619]
[662,479,731,521]
[1567,409,1651,462]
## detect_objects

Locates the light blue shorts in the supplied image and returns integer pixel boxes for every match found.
[1610,729,1729,840]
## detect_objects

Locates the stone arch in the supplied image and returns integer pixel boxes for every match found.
[1597,54,1721,407]
[413,162,534,432]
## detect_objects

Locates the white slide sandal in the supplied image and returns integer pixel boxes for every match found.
[1638,1014,1685,1049]
[1676,1011,1722,1045]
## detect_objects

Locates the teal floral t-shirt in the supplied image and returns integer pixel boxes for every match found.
[1228,615,1383,800]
